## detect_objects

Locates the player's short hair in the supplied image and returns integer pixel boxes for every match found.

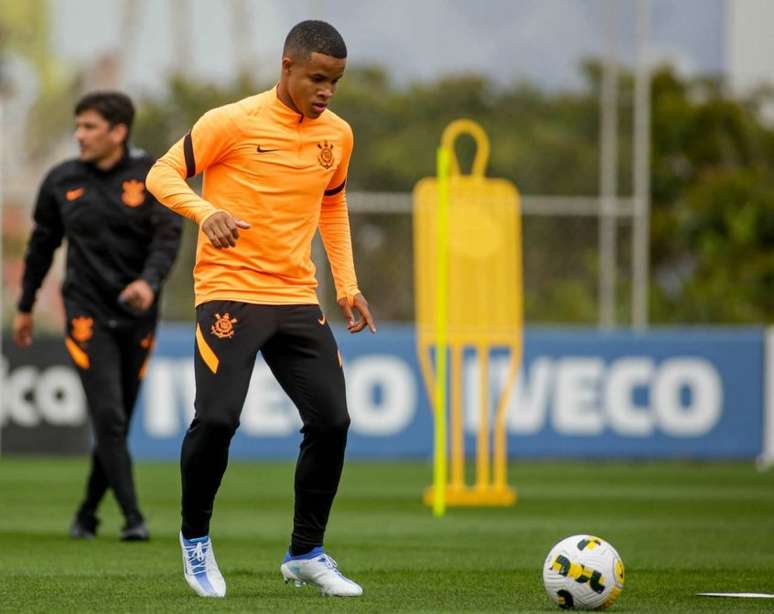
[74,91,135,142]
[283,20,347,60]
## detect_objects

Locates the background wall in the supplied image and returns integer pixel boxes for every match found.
[4,326,771,460]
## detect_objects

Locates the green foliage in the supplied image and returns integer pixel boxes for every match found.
[653,169,774,322]
[135,66,603,195]
[135,64,774,324]
[134,73,261,157]
[649,69,774,323]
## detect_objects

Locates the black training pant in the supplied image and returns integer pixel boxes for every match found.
[65,304,156,525]
[181,301,350,554]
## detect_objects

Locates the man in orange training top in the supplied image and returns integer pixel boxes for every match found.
[146,20,374,598]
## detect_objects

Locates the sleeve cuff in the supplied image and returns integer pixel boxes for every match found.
[17,298,34,313]
[197,207,222,226]
[337,288,361,304]
[140,275,161,293]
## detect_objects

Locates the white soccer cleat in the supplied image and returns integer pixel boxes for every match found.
[280,547,363,597]
[179,532,226,598]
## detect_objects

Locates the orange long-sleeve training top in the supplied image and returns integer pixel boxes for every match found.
[146,86,360,307]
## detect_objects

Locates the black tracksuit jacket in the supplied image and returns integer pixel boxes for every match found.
[18,149,182,320]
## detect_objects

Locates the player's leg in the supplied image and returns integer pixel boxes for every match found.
[262,305,361,597]
[113,317,158,540]
[64,310,142,537]
[179,301,272,598]
[119,317,156,417]
[181,301,268,538]
[72,451,108,538]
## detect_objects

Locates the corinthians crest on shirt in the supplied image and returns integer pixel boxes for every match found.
[121,179,145,207]
[317,141,335,169]
[211,313,237,339]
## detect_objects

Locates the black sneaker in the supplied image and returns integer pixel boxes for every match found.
[120,520,150,542]
[70,513,99,540]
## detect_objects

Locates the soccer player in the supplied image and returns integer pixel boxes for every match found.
[146,20,374,598]
[14,92,182,541]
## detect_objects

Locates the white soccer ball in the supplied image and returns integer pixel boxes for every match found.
[542,534,625,610]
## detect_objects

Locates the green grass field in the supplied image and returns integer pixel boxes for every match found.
[1,459,773,612]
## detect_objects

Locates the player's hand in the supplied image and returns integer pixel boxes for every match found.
[202,211,250,248]
[118,279,155,313]
[13,312,34,347]
[338,293,376,334]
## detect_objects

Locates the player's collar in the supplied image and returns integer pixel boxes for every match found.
[271,85,313,125]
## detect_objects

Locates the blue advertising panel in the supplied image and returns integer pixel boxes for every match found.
[129,325,765,459]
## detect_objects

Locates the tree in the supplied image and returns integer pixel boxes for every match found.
[133,64,774,324]
[649,68,774,323]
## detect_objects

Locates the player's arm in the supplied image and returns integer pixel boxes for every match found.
[15,174,65,347]
[119,195,183,313]
[145,107,249,249]
[319,124,375,334]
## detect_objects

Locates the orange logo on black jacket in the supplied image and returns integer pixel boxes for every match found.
[66,187,85,201]
[211,313,237,339]
[317,141,335,169]
[122,179,146,207]
[71,316,94,343]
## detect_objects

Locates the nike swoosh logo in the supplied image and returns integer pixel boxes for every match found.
[318,316,326,325]
[66,188,85,201]
[256,145,278,153]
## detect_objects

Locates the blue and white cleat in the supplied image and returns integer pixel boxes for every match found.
[280,547,363,597]
[179,532,226,598]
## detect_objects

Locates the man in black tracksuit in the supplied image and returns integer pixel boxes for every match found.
[13,92,182,541]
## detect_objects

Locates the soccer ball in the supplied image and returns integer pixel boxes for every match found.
[542,535,625,610]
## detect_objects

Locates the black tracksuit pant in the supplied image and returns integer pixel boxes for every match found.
[65,305,156,525]
[181,301,350,555]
